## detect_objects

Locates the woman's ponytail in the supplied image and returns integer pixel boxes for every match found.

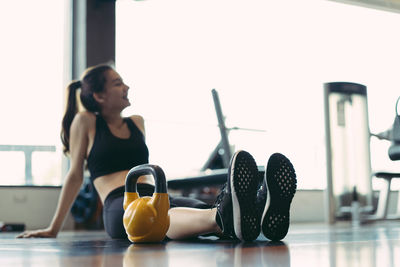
[61,80,81,154]
[60,64,113,154]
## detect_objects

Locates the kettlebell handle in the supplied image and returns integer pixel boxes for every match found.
[125,164,167,194]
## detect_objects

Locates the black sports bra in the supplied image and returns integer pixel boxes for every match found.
[87,115,149,181]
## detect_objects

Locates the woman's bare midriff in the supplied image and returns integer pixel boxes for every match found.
[93,170,154,203]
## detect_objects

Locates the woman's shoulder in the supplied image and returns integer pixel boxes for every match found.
[129,115,144,124]
[128,115,145,135]
[72,111,97,128]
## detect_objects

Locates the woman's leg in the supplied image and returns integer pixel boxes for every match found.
[166,207,221,239]
[103,187,127,239]
[102,151,262,241]
[167,150,261,241]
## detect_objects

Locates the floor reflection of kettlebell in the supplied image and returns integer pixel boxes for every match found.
[123,164,170,243]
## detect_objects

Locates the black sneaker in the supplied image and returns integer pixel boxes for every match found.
[215,150,261,241]
[214,182,236,239]
[260,153,297,241]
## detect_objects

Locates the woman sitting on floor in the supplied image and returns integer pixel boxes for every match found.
[17,64,297,242]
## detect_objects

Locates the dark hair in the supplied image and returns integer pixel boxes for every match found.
[61,64,113,154]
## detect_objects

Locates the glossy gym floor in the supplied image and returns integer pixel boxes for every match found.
[1,221,399,267]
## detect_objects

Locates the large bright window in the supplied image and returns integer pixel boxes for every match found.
[116,0,400,189]
[0,1,66,185]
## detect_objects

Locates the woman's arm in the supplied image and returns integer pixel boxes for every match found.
[17,113,92,238]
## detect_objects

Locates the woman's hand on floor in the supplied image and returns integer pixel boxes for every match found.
[16,228,57,238]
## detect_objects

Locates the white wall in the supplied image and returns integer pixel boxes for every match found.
[0,186,74,230]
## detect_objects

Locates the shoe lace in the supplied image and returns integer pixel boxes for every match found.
[212,183,226,208]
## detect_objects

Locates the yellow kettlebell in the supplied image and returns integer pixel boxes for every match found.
[123,164,170,243]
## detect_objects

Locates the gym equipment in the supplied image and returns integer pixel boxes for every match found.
[369,98,400,220]
[123,164,170,243]
[201,89,232,170]
[324,82,374,224]
[0,222,25,232]
[202,89,265,171]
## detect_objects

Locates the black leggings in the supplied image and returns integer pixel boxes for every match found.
[103,184,211,239]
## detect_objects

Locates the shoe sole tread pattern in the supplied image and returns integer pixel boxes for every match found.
[262,153,297,241]
[230,151,261,242]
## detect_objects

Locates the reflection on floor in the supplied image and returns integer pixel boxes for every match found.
[1,221,400,267]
